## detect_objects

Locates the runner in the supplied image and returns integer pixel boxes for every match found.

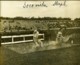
[33,29,43,47]
[56,26,66,45]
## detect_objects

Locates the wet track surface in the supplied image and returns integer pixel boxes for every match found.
[0,42,80,65]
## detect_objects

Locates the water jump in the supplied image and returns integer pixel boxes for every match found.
[33,26,74,48]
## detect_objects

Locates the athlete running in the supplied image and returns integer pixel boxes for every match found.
[33,29,43,47]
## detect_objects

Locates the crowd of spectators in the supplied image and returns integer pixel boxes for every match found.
[1,17,80,32]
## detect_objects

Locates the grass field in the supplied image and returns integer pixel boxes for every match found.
[0,42,80,65]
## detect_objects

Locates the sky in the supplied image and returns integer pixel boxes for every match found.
[1,1,80,20]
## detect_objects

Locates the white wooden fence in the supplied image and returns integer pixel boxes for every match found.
[1,34,44,44]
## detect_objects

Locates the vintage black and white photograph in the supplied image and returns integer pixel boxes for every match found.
[0,1,80,65]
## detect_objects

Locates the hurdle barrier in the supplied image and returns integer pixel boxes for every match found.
[1,34,44,44]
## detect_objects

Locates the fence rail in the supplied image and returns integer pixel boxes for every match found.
[1,34,44,44]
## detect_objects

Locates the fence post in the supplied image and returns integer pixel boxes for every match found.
[0,33,1,46]
[12,36,14,43]
[23,37,25,41]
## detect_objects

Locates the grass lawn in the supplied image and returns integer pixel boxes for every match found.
[0,43,80,65]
